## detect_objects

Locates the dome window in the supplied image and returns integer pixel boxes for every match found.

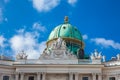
[75,28,77,31]
[63,26,66,29]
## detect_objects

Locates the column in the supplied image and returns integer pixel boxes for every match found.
[75,73,79,80]
[116,74,119,80]
[37,72,41,80]
[20,73,24,80]
[92,73,96,80]
[98,73,102,80]
[0,73,3,80]
[69,73,73,80]
[42,72,46,80]
[79,74,82,80]
[16,74,19,80]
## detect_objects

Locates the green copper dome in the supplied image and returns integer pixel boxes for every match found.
[47,16,84,59]
[48,23,83,41]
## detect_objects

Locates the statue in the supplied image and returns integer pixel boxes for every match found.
[90,53,95,60]
[102,56,106,62]
[16,50,28,60]
[117,54,120,60]
[56,37,62,49]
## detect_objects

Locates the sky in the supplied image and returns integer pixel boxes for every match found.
[0,0,120,61]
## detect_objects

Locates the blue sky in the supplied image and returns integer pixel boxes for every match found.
[0,0,120,60]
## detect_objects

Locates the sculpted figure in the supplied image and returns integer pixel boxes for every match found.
[117,54,120,60]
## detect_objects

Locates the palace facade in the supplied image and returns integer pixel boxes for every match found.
[0,17,120,80]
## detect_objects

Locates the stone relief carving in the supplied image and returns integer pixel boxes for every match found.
[39,38,77,60]
[16,50,28,60]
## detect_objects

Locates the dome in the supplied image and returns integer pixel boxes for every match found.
[46,16,84,58]
[48,23,83,41]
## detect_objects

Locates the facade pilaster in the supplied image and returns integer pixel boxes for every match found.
[20,73,24,80]
[69,72,73,80]
[16,73,19,80]
[75,73,79,80]
[42,72,46,80]
[98,73,102,80]
[37,72,41,80]
[0,73,3,80]
[92,73,96,80]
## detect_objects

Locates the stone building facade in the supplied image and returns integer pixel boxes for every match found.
[0,17,120,80]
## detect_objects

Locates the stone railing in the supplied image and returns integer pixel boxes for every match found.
[104,60,120,67]
[78,59,91,64]
[0,60,14,65]
[14,59,93,65]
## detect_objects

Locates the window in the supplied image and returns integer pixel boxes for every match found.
[63,26,66,29]
[82,77,88,80]
[3,76,9,80]
[29,76,34,80]
[109,77,115,80]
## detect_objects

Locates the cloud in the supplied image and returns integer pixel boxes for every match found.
[10,30,46,59]
[33,22,46,32]
[68,0,77,6]
[82,34,88,40]
[0,35,6,48]
[91,38,120,50]
[10,23,47,59]
[32,0,60,12]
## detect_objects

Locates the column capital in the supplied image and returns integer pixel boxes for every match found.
[69,72,74,74]
[97,73,102,75]
[15,72,19,75]
[92,73,96,75]
[37,72,41,75]
[20,72,24,75]
[42,72,46,75]
[74,72,79,75]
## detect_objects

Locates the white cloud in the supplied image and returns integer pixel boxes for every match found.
[10,23,47,59]
[0,35,6,48]
[68,0,77,6]
[33,22,46,32]
[10,30,46,59]
[82,34,88,40]
[91,38,120,50]
[32,0,60,12]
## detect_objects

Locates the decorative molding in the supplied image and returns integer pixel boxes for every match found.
[39,38,77,60]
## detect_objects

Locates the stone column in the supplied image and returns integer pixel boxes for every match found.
[42,72,46,80]
[92,73,96,80]
[37,72,41,80]
[116,74,119,80]
[75,73,79,80]
[20,73,24,80]
[79,74,82,80]
[98,73,102,80]
[0,73,3,80]
[16,74,19,80]
[69,73,73,80]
